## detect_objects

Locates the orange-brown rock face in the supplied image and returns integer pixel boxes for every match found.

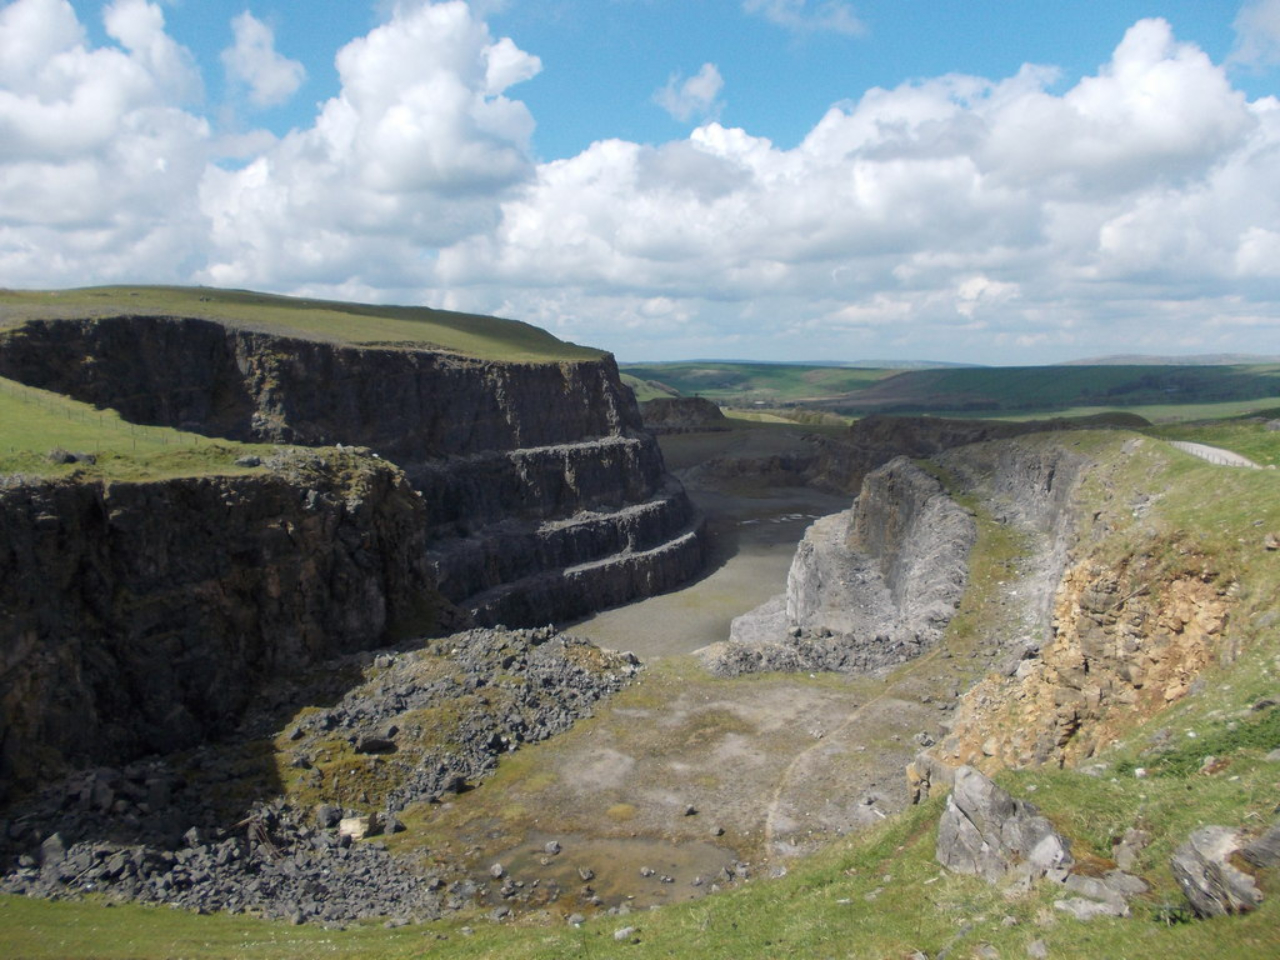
[939,541,1231,771]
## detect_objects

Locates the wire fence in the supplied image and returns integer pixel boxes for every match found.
[0,376,209,457]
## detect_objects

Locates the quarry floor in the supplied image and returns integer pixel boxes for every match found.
[409,423,1025,913]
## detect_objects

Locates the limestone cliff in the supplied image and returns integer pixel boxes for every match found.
[0,450,440,798]
[0,315,705,626]
[706,457,975,674]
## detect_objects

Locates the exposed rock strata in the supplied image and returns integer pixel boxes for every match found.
[940,535,1230,769]
[704,458,974,675]
[0,315,706,628]
[640,397,730,435]
[0,449,442,799]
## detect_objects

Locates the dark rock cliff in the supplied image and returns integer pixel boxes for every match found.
[0,313,707,798]
[0,450,439,798]
[0,315,706,626]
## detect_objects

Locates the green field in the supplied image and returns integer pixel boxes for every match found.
[0,377,279,481]
[0,286,604,363]
[621,361,894,405]
[624,360,1280,420]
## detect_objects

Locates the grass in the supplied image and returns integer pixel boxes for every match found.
[620,361,893,405]
[0,376,275,481]
[0,286,604,363]
[828,364,1280,415]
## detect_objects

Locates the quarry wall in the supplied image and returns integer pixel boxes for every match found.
[0,315,706,796]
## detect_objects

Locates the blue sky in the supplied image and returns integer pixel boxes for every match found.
[5,0,1280,363]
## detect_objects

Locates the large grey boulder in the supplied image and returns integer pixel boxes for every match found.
[936,766,1073,884]
[1171,826,1264,918]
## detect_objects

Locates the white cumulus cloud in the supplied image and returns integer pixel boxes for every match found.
[655,63,725,123]
[435,18,1280,361]
[221,11,306,108]
[0,0,209,285]
[198,0,540,292]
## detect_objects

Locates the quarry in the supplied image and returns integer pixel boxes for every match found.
[1,289,1278,959]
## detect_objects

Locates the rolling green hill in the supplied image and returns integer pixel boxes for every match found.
[624,360,1280,421]
[0,286,604,363]
[620,361,894,405]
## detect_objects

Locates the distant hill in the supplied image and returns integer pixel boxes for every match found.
[1059,353,1280,366]
[811,363,1280,416]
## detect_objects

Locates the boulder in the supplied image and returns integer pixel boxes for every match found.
[1170,826,1263,918]
[936,766,1072,884]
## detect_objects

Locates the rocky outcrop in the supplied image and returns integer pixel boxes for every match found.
[0,449,442,799]
[806,415,1075,494]
[0,626,639,923]
[704,458,974,675]
[0,314,707,629]
[936,766,1073,884]
[640,397,730,434]
[1171,826,1264,917]
[939,534,1230,770]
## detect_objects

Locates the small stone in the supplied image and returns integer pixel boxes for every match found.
[1027,939,1049,959]
[613,926,637,942]
[578,866,595,882]
[544,840,561,855]
[489,863,505,879]
[566,913,585,926]
[710,825,725,837]
[1054,898,1129,921]
[684,805,698,817]
[639,866,655,878]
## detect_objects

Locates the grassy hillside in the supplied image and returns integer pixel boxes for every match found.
[0,286,604,363]
[0,377,276,481]
[620,361,894,405]
[622,360,1280,421]
[822,363,1280,415]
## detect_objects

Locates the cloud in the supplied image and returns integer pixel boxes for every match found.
[436,18,1280,361]
[221,11,306,108]
[3,4,1279,363]
[654,63,724,123]
[198,0,541,290]
[0,0,209,284]
[743,0,866,37]
[1232,0,1280,66]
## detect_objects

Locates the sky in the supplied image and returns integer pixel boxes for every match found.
[3,1,1280,364]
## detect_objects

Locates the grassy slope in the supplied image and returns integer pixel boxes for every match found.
[5,427,1279,958]
[828,364,1280,414]
[620,361,893,405]
[0,286,604,363]
[622,359,1280,422]
[0,377,277,481]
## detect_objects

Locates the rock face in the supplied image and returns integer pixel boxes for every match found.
[934,442,1232,770]
[0,314,706,798]
[1170,826,1264,917]
[0,449,440,799]
[0,315,706,628]
[706,458,974,675]
[935,766,1073,884]
[640,397,730,435]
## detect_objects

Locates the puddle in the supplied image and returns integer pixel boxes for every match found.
[473,830,743,912]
